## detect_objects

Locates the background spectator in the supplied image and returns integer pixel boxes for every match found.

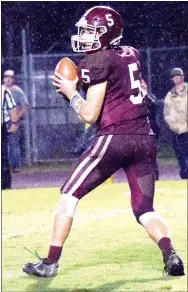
[1,85,19,189]
[141,79,160,180]
[72,123,97,157]
[141,79,160,140]
[163,68,188,179]
[3,70,29,172]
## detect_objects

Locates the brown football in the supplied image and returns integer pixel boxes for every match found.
[55,57,78,80]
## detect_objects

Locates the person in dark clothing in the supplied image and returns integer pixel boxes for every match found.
[141,79,160,180]
[1,85,18,189]
[72,123,97,156]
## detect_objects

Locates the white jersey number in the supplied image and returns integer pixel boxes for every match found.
[128,63,143,105]
[81,69,90,83]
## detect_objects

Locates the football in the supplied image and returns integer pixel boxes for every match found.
[55,57,78,80]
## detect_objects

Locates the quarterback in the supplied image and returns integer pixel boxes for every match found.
[23,6,184,277]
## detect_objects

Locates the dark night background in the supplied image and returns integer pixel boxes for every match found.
[1,1,188,57]
[1,1,188,102]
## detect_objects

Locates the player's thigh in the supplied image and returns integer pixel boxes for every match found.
[60,135,120,199]
[124,136,157,219]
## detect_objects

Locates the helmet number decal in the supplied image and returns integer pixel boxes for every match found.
[128,63,143,105]
[105,14,114,27]
[81,69,90,83]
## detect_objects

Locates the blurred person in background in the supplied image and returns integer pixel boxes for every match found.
[163,68,188,179]
[141,79,160,180]
[3,70,29,173]
[72,122,97,157]
[1,85,19,189]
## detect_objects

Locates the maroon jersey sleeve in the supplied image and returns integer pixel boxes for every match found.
[78,51,111,87]
[128,46,140,60]
[77,47,151,136]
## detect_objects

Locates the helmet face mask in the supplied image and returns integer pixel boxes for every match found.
[71,23,107,52]
[71,6,124,53]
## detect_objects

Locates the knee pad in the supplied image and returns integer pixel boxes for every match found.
[56,194,79,218]
[133,208,154,223]
[138,211,166,228]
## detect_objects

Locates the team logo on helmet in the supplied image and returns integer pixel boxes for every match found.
[71,6,124,53]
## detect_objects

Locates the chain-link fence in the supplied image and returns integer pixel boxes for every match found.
[2,46,188,165]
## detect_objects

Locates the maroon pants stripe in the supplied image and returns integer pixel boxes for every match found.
[61,135,109,193]
[60,134,157,218]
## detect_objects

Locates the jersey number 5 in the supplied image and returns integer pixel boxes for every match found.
[128,63,143,105]
[81,69,90,83]
[105,14,114,26]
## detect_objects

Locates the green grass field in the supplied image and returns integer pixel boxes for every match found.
[2,181,187,292]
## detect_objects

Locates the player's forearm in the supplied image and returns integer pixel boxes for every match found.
[79,102,98,123]
[69,91,99,124]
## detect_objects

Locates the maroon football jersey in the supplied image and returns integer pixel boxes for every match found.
[78,46,153,136]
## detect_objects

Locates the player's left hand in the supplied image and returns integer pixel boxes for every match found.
[52,72,79,100]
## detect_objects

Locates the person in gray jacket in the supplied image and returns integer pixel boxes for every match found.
[163,68,188,179]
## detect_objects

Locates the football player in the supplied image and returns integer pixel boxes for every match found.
[23,6,184,277]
